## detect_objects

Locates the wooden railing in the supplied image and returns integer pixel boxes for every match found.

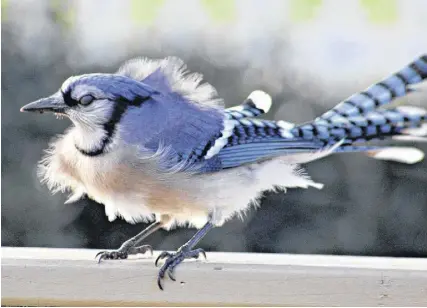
[2,247,427,306]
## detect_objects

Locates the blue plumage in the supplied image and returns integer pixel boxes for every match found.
[62,74,157,101]
[294,108,426,144]
[22,54,427,172]
[119,68,225,165]
[59,54,427,171]
[317,55,427,121]
[214,118,321,169]
[205,55,427,169]
[225,100,263,119]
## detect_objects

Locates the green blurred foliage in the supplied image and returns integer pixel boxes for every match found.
[360,0,398,24]
[0,0,400,26]
[50,0,76,30]
[131,0,165,25]
[289,0,323,22]
[201,0,236,23]
[2,0,8,21]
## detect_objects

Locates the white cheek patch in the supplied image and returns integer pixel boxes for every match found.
[84,99,112,119]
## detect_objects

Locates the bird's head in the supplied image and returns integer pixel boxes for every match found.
[20,73,154,155]
[21,74,152,127]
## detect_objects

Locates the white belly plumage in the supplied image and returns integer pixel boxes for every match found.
[39,132,323,229]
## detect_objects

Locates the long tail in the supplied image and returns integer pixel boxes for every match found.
[315,55,427,121]
[291,54,427,163]
[295,106,427,144]
[213,55,426,169]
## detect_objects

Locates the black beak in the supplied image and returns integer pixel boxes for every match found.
[20,93,67,114]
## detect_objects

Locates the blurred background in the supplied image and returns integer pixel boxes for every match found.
[2,0,427,257]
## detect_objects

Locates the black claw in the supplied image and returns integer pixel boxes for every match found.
[156,248,208,290]
[155,251,171,267]
[97,254,106,264]
[168,269,176,281]
[157,276,164,290]
[95,250,128,263]
[96,251,108,263]
[95,251,106,259]
[155,255,162,267]
[96,243,153,264]
[147,246,154,256]
[199,249,207,260]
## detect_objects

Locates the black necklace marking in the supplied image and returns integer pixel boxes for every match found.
[75,95,150,157]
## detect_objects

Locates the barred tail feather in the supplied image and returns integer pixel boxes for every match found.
[345,106,427,142]
[292,107,427,143]
[291,104,427,164]
[333,106,427,163]
[316,54,427,122]
[212,56,427,169]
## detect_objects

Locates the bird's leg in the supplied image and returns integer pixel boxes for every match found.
[156,221,214,290]
[96,221,163,263]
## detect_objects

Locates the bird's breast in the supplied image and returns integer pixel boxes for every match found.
[53,140,208,223]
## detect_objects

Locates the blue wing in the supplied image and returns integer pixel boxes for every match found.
[201,55,427,171]
[119,68,225,165]
[216,119,324,169]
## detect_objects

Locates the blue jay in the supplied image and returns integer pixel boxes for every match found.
[20,55,427,289]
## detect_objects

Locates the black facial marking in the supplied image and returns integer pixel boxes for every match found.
[62,89,79,107]
[76,95,151,157]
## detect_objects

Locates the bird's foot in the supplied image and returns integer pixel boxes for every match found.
[96,244,153,263]
[155,246,206,290]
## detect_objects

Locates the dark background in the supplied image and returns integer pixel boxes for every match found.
[2,0,427,257]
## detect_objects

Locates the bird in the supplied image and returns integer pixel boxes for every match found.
[20,54,427,290]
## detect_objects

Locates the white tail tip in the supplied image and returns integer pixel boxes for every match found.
[396,106,427,116]
[393,135,427,142]
[401,123,427,137]
[248,90,272,113]
[366,147,425,164]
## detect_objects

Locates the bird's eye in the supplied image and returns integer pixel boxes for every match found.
[79,95,95,105]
